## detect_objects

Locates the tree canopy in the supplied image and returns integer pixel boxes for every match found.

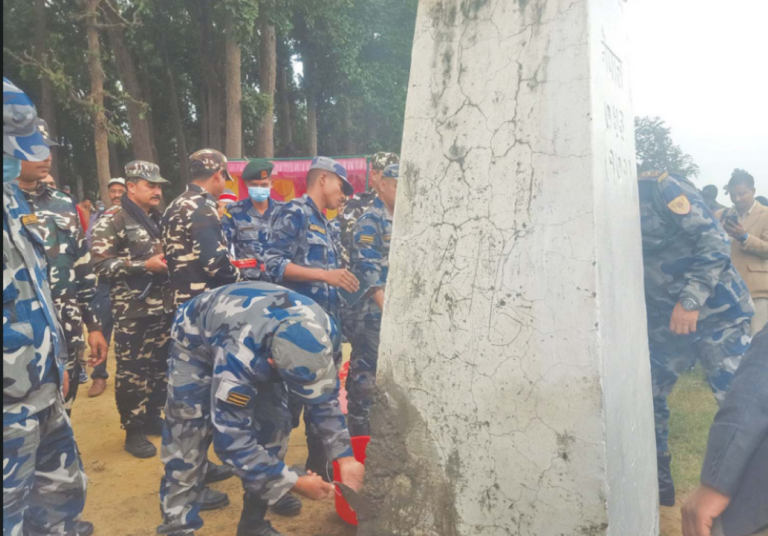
[635,116,700,180]
[3,0,418,201]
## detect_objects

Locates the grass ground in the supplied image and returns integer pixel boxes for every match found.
[73,349,717,535]
[661,366,720,536]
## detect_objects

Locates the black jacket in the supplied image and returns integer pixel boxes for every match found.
[701,326,768,536]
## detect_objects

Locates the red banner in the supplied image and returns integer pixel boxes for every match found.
[227,157,370,204]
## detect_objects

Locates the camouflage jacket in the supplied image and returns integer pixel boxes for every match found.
[339,190,377,268]
[639,172,754,333]
[162,184,239,308]
[221,198,283,281]
[22,184,100,368]
[3,183,65,425]
[168,282,352,498]
[349,197,392,317]
[91,204,173,320]
[263,195,342,321]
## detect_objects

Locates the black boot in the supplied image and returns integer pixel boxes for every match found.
[304,436,331,483]
[124,429,157,459]
[145,413,165,437]
[271,493,302,517]
[237,493,284,536]
[658,453,676,507]
[200,487,230,511]
[205,460,236,484]
[75,521,95,536]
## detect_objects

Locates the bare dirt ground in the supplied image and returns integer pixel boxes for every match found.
[72,356,682,535]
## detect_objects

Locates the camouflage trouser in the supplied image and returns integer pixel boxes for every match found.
[346,310,382,437]
[63,345,86,415]
[650,320,752,454]
[3,399,88,536]
[114,315,172,430]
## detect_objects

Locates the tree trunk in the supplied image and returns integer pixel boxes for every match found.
[104,1,154,162]
[161,34,190,184]
[255,15,277,158]
[275,49,294,156]
[304,53,318,157]
[224,14,243,159]
[84,0,111,204]
[108,139,120,178]
[200,0,222,151]
[340,98,356,155]
[34,0,59,180]
[138,68,159,163]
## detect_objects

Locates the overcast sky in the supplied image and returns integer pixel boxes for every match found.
[629,0,768,201]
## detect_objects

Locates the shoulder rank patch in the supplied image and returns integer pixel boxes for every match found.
[657,171,670,183]
[226,391,252,408]
[667,194,691,215]
[359,235,375,244]
[222,208,232,219]
[309,224,327,235]
[21,214,39,226]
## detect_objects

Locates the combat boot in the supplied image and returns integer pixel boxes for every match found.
[237,493,284,536]
[304,436,331,483]
[658,452,676,507]
[200,487,230,511]
[75,521,95,536]
[125,429,157,459]
[145,413,165,437]
[271,493,302,517]
[205,461,236,484]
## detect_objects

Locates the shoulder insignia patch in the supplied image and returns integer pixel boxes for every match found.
[657,171,670,183]
[226,391,252,408]
[667,194,691,215]
[222,208,232,219]
[359,235,375,244]
[21,214,39,226]
[309,224,327,235]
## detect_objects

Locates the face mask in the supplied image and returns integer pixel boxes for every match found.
[248,187,271,203]
[3,155,22,184]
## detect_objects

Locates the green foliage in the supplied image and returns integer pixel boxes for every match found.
[635,116,700,180]
[3,0,419,198]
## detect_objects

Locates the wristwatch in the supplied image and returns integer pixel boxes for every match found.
[681,298,701,312]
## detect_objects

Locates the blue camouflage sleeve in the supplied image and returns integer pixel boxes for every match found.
[660,176,733,306]
[220,208,235,249]
[263,204,305,284]
[350,214,385,288]
[211,350,300,503]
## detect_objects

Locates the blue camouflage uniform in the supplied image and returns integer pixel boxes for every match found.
[221,198,283,281]
[264,195,342,323]
[3,78,88,536]
[638,171,754,455]
[347,196,393,436]
[158,283,351,535]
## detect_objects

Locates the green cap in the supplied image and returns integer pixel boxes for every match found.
[242,159,275,182]
[125,161,169,185]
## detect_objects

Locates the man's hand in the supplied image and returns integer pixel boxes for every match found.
[87,330,108,367]
[324,269,360,294]
[294,471,335,501]
[372,289,385,311]
[723,218,746,240]
[682,485,731,536]
[145,253,168,274]
[62,369,71,399]
[670,302,700,335]
[337,456,365,492]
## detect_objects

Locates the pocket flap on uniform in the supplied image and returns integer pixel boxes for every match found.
[747,259,768,273]
[166,398,205,420]
[215,380,257,410]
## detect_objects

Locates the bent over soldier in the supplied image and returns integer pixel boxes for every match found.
[158,282,364,536]
[638,170,754,507]
[91,161,174,459]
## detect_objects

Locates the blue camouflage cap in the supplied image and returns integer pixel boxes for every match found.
[272,316,337,406]
[382,164,400,180]
[310,156,354,196]
[3,77,50,162]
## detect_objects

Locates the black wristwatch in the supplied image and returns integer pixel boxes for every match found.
[681,298,701,312]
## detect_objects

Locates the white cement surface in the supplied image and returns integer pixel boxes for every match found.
[377,0,659,534]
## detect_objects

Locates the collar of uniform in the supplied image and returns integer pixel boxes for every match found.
[303,194,328,222]
[373,196,393,221]
[247,197,278,219]
[188,182,215,202]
